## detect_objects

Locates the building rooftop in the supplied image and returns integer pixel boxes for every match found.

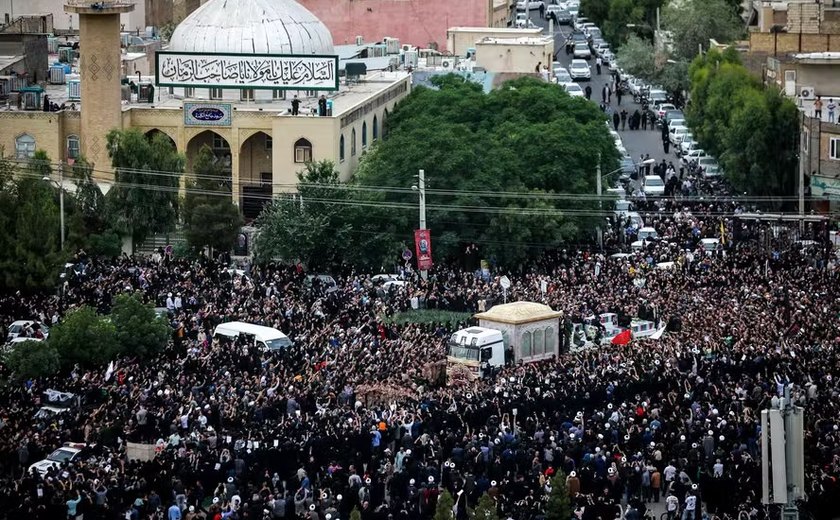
[475,301,562,325]
[477,36,553,45]
[449,27,543,34]
[793,52,840,62]
[1,69,409,118]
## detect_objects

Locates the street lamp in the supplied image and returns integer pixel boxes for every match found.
[596,155,655,249]
[43,164,65,250]
[410,169,427,280]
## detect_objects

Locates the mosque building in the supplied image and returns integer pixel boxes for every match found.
[0,0,411,217]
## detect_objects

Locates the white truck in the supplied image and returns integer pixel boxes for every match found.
[447,327,506,380]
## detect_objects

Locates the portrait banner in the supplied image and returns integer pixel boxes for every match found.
[414,229,433,271]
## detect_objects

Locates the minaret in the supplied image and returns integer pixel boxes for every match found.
[64,0,135,176]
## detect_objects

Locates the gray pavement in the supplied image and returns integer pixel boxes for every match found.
[524,11,673,180]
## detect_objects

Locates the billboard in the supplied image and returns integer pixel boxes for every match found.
[414,229,433,271]
[155,51,340,91]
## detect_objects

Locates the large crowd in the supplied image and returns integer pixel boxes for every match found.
[0,196,838,520]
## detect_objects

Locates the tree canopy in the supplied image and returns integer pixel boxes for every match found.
[182,145,243,254]
[353,75,617,265]
[111,292,171,358]
[687,49,799,201]
[106,128,184,249]
[663,0,744,61]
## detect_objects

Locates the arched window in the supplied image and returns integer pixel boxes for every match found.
[294,138,312,163]
[362,121,368,149]
[533,328,545,356]
[15,134,35,159]
[545,326,556,356]
[339,134,345,162]
[372,115,379,141]
[382,109,389,138]
[351,128,357,156]
[66,135,80,159]
[521,331,532,358]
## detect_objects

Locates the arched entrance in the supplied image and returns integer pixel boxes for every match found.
[145,129,177,150]
[186,130,233,198]
[239,131,273,219]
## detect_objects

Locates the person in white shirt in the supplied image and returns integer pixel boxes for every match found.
[713,459,724,477]
[665,493,679,520]
[682,493,697,520]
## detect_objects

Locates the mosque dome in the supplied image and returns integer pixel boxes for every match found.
[169,0,334,56]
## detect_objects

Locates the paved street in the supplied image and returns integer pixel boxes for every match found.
[524,11,674,181]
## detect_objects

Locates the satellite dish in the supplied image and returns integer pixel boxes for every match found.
[500,276,511,290]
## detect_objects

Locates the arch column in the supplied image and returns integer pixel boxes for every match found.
[231,148,241,207]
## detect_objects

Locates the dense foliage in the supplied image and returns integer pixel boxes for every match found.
[183,145,243,254]
[111,292,171,358]
[353,76,617,265]
[4,340,61,380]
[49,306,119,368]
[106,128,184,250]
[687,49,799,200]
[546,471,572,520]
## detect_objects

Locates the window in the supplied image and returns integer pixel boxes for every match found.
[213,134,229,151]
[294,138,312,163]
[533,329,545,356]
[362,121,368,149]
[184,87,194,98]
[521,331,532,358]
[209,88,223,100]
[15,134,35,159]
[382,109,389,138]
[545,327,556,355]
[351,128,357,156]
[272,89,286,100]
[265,135,272,151]
[831,137,840,160]
[66,135,80,159]
[339,134,345,162]
[240,89,254,102]
[372,115,378,141]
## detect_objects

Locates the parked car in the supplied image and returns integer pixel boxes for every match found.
[562,82,585,97]
[647,89,667,105]
[655,102,676,120]
[664,110,685,126]
[680,139,701,157]
[569,59,591,80]
[573,43,592,59]
[554,67,572,83]
[667,125,688,144]
[682,148,707,165]
[643,175,666,195]
[673,130,693,146]
[588,28,603,42]
[697,157,721,177]
[516,0,545,10]
[547,6,572,23]
[568,31,588,44]
[29,443,87,477]
[6,320,50,343]
[573,17,589,32]
[628,78,647,98]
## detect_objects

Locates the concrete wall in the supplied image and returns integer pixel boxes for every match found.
[750,31,840,55]
[0,33,49,81]
[299,0,492,50]
[448,27,542,57]
[803,115,840,179]
[475,39,554,73]
[0,0,146,33]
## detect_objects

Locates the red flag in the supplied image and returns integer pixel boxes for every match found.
[611,329,632,346]
[414,229,433,271]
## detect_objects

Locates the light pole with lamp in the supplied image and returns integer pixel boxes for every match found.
[43,163,65,250]
[411,169,428,280]
[596,154,655,250]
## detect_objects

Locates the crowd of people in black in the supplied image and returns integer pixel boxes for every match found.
[0,197,838,520]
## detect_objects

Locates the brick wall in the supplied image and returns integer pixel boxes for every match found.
[750,32,840,55]
[299,0,491,50]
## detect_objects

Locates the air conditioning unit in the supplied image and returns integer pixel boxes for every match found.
[355,35,364,46]
[383,37,400,55]
[799,86,815,100]
[404,50,418,68]
[441,59,453,70]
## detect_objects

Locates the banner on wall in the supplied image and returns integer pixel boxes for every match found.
[414,229,433,271]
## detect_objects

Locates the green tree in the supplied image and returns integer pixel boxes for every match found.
[434,489,454,520]
[354,75,612,265]
[470,494,499,520]
[255,160,400,270]
[664,0,744,60]
[183,145,243,254]
[111,292,171,358]
[546,471,572,520]
[4,341,61,380]
[601,0,644,46]
[615,35,657,81]
[49,306,118,368]
[105,128,184,250]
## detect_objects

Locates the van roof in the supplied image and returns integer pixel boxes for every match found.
[214,322,288,340]
[451,327,502,340]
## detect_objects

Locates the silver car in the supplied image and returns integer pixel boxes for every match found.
[569,59,591,80]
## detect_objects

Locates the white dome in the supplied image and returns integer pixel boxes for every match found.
[169,0,334,56]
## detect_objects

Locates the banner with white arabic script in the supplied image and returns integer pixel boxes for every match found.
[184,102,232,127]
[155,51,340,91]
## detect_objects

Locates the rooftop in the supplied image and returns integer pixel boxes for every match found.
[474,301,562,325]
[476,36,554,46]
[448,27,543,34]
[792,52,840,63]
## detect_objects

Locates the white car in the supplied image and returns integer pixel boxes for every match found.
[655,102,676,120]
[371,274,402,283]
[680,140,701,157]
[562,82,585,97]
[569,59,590,80]
[643,175,665,195]
[554,67,572,83]
[667,125,688,143]
[6,320,50,342]
[573,43,592,59]
[516,0,544,9]
[29,445,84,477]
[696,157,720,177]
[682,149,707,165]
[383,280,408,290]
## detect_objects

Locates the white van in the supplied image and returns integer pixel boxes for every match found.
[447,327,506,379]
[213,322,293,351]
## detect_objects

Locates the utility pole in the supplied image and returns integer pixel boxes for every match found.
[59,162,65,250]
[418,169,427,280]
[761,385,804,520]
[798,110,806,234]
[596,153,603,250]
